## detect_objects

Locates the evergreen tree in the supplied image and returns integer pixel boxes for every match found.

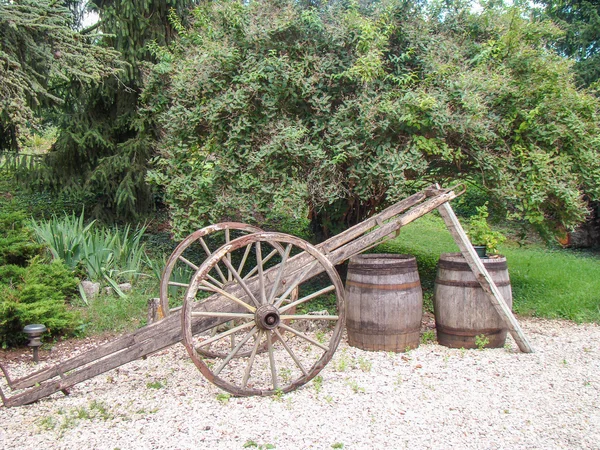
[0,0,122,150]
[541,0,600,87]
[46,0,197,220]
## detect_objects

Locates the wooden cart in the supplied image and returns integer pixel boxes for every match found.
[0,185,533,407]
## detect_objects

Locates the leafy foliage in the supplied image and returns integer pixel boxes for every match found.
[466,204,506,254]
[30,211,148,290]
[143,0,600,240]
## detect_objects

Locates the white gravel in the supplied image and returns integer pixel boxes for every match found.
[1,318,599,450]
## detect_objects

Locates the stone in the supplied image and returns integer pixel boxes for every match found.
[81,281,100,300]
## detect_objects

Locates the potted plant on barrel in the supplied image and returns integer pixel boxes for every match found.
[466,204,506,258]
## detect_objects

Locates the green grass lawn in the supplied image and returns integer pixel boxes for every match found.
[374,213,600,323]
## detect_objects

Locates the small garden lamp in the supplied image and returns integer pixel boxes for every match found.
[23,324,46,363]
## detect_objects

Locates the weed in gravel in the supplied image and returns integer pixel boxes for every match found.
[346,379,365,394]
[357,356,372,372]
[395,374,403,388]
[324,395,334,404]
[216,393,231,404]
[335,349,349,372]
[313,375,323,394]
[272,388,284,402]
[279,368,292,384]
[459,347,466,357]
[332,443,344,449]
[315,330,326,344]
[243,440,276,449]
[76,407,90,419]
[146,380,165,389]
[37,415,57,430]
[90,400,112,420]
[475,334,490,350]
[420,330,436,345]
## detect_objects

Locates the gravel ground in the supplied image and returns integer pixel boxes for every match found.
[1,318,599,450]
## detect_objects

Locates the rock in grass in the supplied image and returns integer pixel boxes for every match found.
[81,281,100,300]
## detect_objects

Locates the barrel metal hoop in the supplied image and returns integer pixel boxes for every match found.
[346,326,421,336]
[346,279,422,291]
[435,324,504,337]
[437,259,507,272]
[434,278,511,288]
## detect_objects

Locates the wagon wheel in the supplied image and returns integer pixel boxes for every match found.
[181,232,346,396]
[160,222,265,316]
[160,223,294,358]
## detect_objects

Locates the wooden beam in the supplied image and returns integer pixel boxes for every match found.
[437,201,534,353]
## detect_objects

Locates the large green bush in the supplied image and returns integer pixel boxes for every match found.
[0,209,81,347]
[142,0,600,240]
[0,259,80,348]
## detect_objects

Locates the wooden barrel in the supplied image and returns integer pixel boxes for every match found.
[345,254,423,352]
[433,253,512,349]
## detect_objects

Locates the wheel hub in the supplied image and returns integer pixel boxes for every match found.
[255,304,281,330]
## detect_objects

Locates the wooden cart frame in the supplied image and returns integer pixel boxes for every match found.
[0,184,533,407]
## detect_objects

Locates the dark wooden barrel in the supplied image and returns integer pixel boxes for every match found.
[345,254,423,352]
[433,253,512,349]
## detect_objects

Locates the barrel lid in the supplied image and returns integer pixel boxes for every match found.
[438,253,507,271]
[349,254,417,271]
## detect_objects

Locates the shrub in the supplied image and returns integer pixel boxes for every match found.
[0,220,81,347]
[0,267,80,348]
[0,211,44,266]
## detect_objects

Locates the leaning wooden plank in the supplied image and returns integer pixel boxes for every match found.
[437,201,534,353]
[327,189,459,266]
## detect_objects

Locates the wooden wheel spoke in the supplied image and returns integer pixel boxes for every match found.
[199,237,228,284]
[268,244,292,305]
[206,273,224,289]
[243,249,278,280]
[267,331,278,391]
[220,257,260,308]
[199,280,256,312]
[213,327,258,376]
[256,242,266,305]
[280,314,338,321]
[279,323,329,352]
[225,229,233,282]
[274,329,308,377]
[178,255,198,271]
[237,243,253,277]
[242,330,263,389]
[191,312,254,319]
[274,260,319,308]
[279,285,336,313]
[196,321,254,350]
[168,281,189,288]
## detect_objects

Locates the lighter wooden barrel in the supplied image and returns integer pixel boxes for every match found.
[345,254,423,352]
[433,253,512,349]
